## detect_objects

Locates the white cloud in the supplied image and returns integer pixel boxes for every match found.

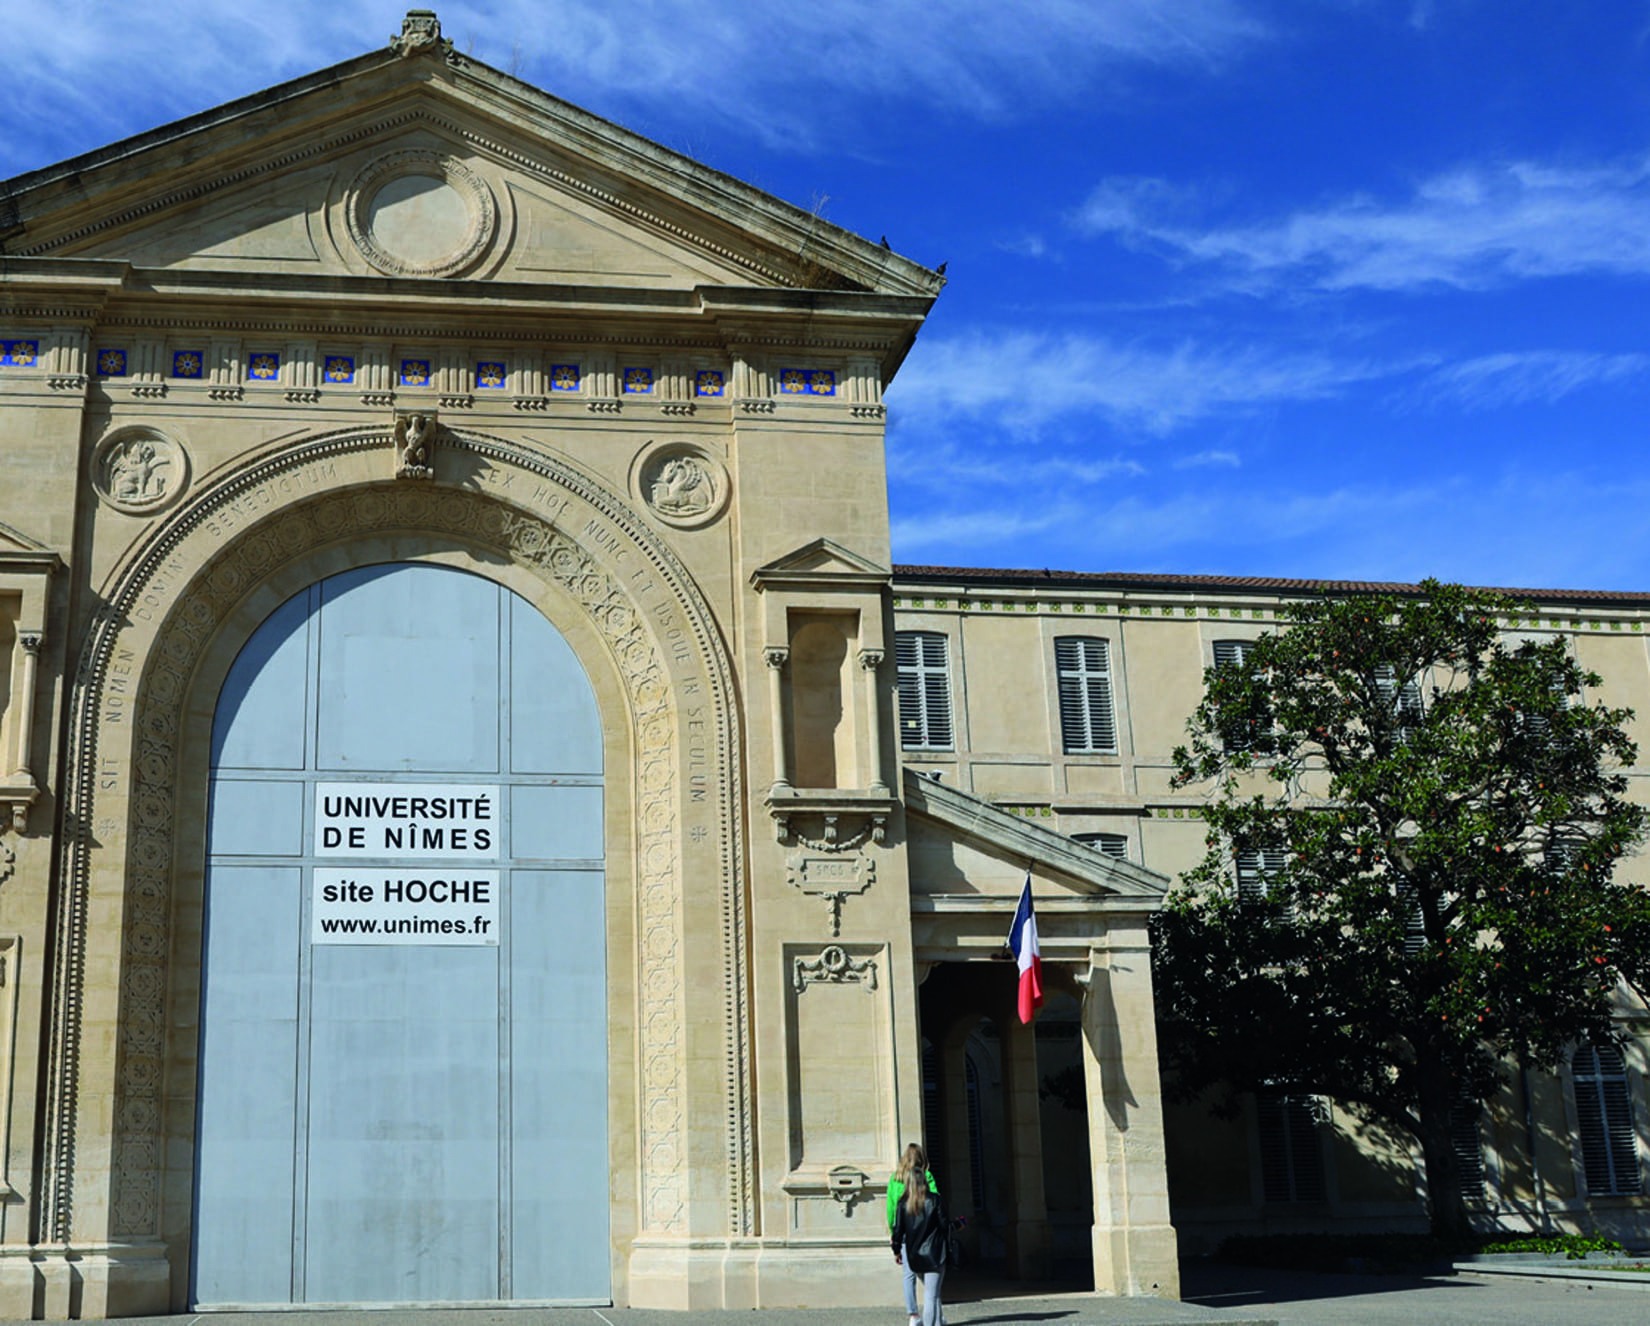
[1173,449,1241,468]
[1073,159,1650,293]
[0,0,1269,172]
[1409,351,1650,411]
[886,329,1400,435]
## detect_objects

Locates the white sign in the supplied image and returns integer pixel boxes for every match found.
[312,868,500,946]
[314,782,500,859]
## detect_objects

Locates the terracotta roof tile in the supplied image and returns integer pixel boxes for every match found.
[890,565,1650,607]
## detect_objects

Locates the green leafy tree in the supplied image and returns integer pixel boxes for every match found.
[1153,580,1650,1241]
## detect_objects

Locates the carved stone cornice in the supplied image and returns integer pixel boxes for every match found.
[765,787,896,850]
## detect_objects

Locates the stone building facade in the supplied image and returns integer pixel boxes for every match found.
[0,13,1176,1318]
[891,565,1650,1253]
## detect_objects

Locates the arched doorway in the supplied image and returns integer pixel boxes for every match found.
[192,561,608,1307]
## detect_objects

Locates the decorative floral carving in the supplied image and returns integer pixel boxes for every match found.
[792,944,877,993]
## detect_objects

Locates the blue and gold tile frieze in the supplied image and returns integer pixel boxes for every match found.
[400,359,432,387]
[323,356,355,384]
[695,370,725,397]
[476,362,506,389]
[779,368,836,396]
[550,364,580,392]
[97,349,128,377]
[248,353,281,381]
[622,367,654,394]
[0,341,39,367]
[172,350,204,379]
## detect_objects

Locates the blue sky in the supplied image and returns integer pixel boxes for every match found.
[5,2,1650,590]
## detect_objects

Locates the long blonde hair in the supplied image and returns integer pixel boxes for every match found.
[896,1142,929,1216]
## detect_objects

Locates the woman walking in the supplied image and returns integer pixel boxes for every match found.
[888,1143,950,1326]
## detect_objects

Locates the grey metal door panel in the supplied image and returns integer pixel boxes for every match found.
[208,778,304,857]
[510,785,604,862]
[194,865,301,1306]
[316,566,501,773]
[303,946,500,1303]
[199,562,610,1308]
[211,590,312,771]
[509,869,608,1301]
[509,594,602,775]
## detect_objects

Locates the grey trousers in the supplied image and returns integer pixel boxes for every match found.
[898,1245,944,1326]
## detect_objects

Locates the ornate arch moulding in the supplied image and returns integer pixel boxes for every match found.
[40,424,753,1273]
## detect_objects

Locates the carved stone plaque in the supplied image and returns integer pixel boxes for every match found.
[91,428,189,515]
[632,441,730,530]
[347,151,497,279]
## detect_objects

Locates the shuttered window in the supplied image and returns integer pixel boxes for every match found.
[1452,1091,1485,1200]
[1212,639,1255,670]
[896,632,953,750]
[1574,1043,1640,1196]
[1056,637,1117,754]
[1257,1093,1325,1203]
[1235,844,1287,905]
[1073,831,1129,860]
[1213,639,1261,750]
[1375,665,1424,742]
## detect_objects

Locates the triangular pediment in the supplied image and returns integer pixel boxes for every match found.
[1,37,943,301]
[903,768,1168,903]
[0,520,54,556]
[752,538,891,592]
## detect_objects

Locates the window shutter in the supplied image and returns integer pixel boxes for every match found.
[1452,1091,1485,1200]
[1257,1093,1325,1203]
[1375,665,1423,741]
[1073,831,1129,860]
[1213,640,1260,750]
[1235,845,1287,905]
[1056,637,1116,754]
[896,632,953,750]
[1574,1043,1640,1195]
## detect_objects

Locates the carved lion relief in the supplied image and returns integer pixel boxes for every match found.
[91,427,190,515]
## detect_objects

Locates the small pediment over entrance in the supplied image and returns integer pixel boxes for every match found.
[1,19,943,300]
[903,769,1169,964]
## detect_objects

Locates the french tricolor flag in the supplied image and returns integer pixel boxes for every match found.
[1008,875,1043,1025]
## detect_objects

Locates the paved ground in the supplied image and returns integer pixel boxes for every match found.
[8,1261,1650,1324]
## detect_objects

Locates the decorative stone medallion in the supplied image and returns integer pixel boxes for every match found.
[91,427,189,515]
[632,440,730,530]
[346,150,497,278]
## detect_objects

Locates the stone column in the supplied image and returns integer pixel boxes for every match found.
[1000,1012,1052,1280]
[858,647,887,793]
[765,646,790,790]
[13,632,39,781]
[1079,926,1180,1297]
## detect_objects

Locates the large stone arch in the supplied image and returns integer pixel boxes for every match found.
[41,425,751,1303]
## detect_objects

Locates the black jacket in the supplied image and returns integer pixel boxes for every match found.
[890,1186,950,1274]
